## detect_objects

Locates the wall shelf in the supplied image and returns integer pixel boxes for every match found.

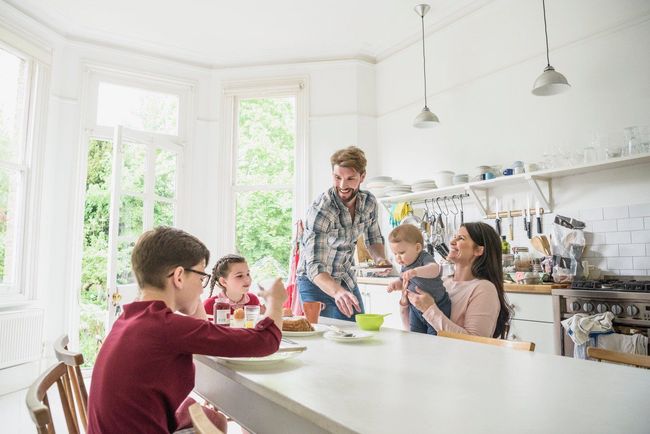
[378,152,650,216]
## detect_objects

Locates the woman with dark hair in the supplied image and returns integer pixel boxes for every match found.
[407,222,511,338]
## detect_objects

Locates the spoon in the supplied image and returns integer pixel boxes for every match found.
[328,325,355,337]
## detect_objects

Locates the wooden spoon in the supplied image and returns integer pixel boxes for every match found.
[540,235,552,256]
[530,236,546,255]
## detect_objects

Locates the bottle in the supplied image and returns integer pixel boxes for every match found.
[214,301,231,326]
[501,235,510,254]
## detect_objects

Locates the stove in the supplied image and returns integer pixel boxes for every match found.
[551,276,650,356]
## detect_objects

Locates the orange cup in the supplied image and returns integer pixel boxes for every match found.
[302,301,325,324]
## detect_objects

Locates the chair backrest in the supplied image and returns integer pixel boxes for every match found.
[438,330,536,352]
[26,362,81,434]
[53,335,88,432]
[189,403,225,434]
[587,347,650,369]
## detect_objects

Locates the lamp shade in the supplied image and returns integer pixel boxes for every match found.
[413,106,439,128]
[532,65,570,96]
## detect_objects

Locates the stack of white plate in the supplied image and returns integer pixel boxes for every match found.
[366,176,395,198]
[411,179,437,192]
[452,174,469,185]
[384,184,412,197]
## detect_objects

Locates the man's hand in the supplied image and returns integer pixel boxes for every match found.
[333,290,361,318]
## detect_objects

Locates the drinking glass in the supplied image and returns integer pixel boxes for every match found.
[244,305,260,328]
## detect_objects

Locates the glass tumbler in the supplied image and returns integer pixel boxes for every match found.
[244,305,261,328]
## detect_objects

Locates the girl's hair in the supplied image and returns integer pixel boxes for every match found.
[462,222,512,339]
[388,224,423,245]
[208,254,247,297]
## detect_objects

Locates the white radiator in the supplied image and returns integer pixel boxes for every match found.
[0,309,44,369]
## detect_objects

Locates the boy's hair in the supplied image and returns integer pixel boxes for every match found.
[209,254,247,297]
[388,224,424,245]
[330,146,367,175]
[131,226,210,290]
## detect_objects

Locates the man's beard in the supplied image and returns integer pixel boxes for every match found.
[337,187,359,205]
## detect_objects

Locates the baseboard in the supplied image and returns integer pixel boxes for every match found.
[0,361,42,396]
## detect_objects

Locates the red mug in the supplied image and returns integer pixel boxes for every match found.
[302,301,325,324]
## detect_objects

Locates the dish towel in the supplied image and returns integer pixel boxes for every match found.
[574,332,648,359]
[561,312,615,346]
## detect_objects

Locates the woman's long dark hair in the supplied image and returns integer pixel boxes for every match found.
[462,222,512,338]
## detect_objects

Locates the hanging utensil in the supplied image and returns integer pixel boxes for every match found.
[526,196,532,239]
[459,194,465,225]
[495,199,502,236]
[508,210,514,241]
[535,200,543,234]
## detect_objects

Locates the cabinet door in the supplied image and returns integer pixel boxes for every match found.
[507,293,553,322]
[365,284,403,329]
[509,320,555,354]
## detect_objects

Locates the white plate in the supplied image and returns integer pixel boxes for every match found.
[323,330,375,342]
[216,351,300,366]
[282,323,328,337]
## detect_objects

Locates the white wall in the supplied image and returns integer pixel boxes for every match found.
[374,0,650,274]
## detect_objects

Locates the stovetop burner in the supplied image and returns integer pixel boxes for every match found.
[571,279,650,293]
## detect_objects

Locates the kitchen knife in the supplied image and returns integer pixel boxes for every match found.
[495,199,501,236]
[525,197,532,239]
[508,210,514,241]
[535,201,542,233]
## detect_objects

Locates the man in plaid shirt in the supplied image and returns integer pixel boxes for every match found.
[297,146,391,320]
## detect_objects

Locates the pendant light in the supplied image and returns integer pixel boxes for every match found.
[532,0,570,96]
[413,3,439,128]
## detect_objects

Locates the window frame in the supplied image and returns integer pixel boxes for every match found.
[0,38,49,306]
[221,77,309,253]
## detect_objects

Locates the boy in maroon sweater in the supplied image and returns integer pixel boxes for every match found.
[87,226,286,434]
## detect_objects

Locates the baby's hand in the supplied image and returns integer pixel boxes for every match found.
[387,279,403,293]
[401,269,418,288]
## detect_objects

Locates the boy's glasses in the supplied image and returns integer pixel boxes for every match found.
[168,268,211,288]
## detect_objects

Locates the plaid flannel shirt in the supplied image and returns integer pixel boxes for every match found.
[297,187,385,291]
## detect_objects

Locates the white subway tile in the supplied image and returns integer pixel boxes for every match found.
[591,232,607,244]
[583,244,619,258]
[633,257,650,269]
[580,208,603,221]
[645,217,650,229]
[619,269,637,276]
[619,244,646,256]
[629,203,650,217]
[617,217,645,231]
[590,219,618,233]
[631,230,650,243]
[607,257,633,269]
[605,232,631,244]
[603,205,629,220]
[586,258,608,269]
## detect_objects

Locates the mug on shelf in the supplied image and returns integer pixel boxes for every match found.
[502,168,514,176]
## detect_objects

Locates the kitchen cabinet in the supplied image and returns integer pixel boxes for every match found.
[507,292,555,354]
[358,283,403,330]
[378,153,650,216]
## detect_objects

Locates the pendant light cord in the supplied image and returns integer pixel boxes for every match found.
[542,0,550,67]
[420,14,428,107]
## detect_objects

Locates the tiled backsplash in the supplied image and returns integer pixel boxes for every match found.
[579,202,650,276]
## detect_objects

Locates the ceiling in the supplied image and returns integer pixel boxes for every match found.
[7,0,486,68]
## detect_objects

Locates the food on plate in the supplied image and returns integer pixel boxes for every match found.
[282,317,314,332]
[282,307,293,317]
[233,308,245,321]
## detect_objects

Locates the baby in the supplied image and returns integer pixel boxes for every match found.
[387,224,451,335]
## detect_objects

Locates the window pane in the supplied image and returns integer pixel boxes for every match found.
[121,142,145,193]
[116,239,136,285]
[236,97,295,185]
[0,169,20,286]
[155,148,176,198]
[235,190,293,281]
[118,195,143,238]
[96,82,179,135]
[154,201,174,227]
[86,138,113,192]
[0,47,28,163]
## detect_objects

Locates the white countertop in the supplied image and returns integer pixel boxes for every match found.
[193,319,650,434]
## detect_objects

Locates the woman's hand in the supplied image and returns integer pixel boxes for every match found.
[407,286,436,312]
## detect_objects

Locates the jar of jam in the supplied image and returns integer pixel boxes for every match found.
[214,301,231,326]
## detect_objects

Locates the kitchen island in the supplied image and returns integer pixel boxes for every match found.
[193,319,650,434]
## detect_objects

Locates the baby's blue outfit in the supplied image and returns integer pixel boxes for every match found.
[402,251,452,335]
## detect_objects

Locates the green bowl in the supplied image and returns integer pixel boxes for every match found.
[355,313,385,331]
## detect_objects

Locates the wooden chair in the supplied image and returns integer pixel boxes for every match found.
[587,347,650,369]
[26,362,80,434]
[189,403,225,434]
[53,335,88,432]
[438,330,536,352]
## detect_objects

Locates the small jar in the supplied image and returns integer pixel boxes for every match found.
[513,247,531,272]
[214,301,231,326]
